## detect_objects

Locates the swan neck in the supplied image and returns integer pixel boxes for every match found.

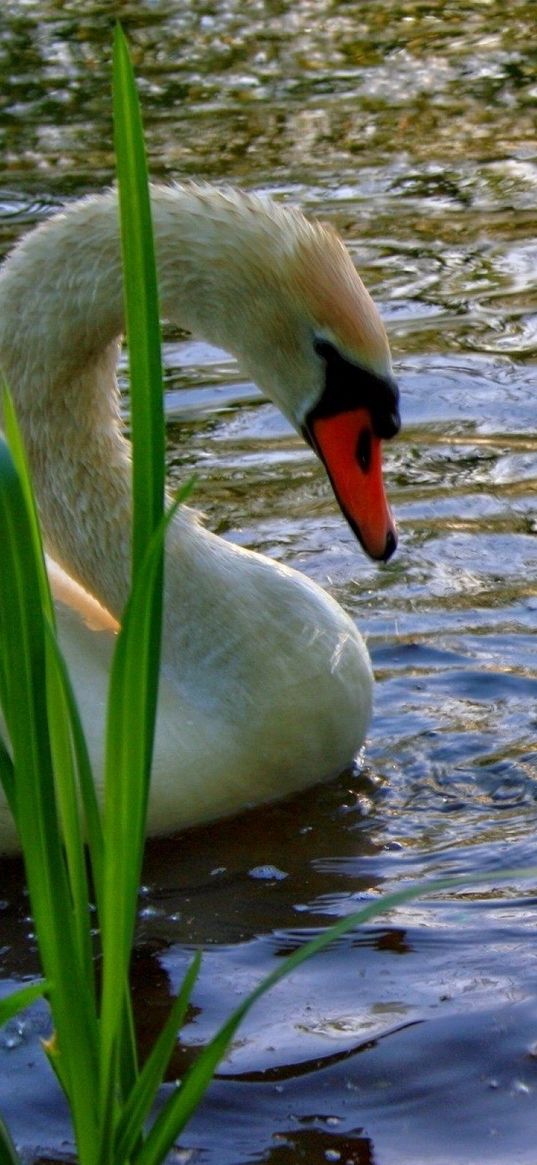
[0,185,310,613]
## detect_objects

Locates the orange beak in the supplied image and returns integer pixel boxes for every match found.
[307,407,397,562]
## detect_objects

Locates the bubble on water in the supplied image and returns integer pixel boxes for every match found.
[248,865,288,881]
[512,1079,532,1096]
[138,905,164,919]
[0,1020,25,1050]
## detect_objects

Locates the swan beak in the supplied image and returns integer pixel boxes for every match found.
[306,407,398,563]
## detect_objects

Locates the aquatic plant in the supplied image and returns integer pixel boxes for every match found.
[0,26,533,1165]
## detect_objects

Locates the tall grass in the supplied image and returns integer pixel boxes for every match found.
[0,26,200,1163]
[0,25,533,1165]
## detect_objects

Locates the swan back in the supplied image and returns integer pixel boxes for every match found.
[0,183,398,855]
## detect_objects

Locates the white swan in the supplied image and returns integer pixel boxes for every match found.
[0,184,400,856]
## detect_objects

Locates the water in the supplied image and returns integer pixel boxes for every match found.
[1,1,537,1161]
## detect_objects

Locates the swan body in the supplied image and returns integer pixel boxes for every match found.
[0,184,400,855]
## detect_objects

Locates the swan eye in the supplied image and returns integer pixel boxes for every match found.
[313,337,333,362]
[311,336,400,440]
[356,427,372,472]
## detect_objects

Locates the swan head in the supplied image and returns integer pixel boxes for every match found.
[237,208,400,563]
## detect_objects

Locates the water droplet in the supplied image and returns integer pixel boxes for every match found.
[139,904,163,919]
[0,1020,25,1050]
[512,1079,531,1095]
[248,865,288,881]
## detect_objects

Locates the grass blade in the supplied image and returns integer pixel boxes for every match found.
[135,868,537,1164]
[0,434,100,1158]
[43,624,105,899]
[114,953,202,1163]
[0,982,47,1028]
[96,31,169,1146]
[112,23,165,579]
[1,393,99,978]
[99,502,181,1094]
[0,1114,20,1165]
[43,635,96,982]
[2,387,54,625]
[0,736,15,817]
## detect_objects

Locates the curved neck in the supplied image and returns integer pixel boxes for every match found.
[0,186,308,614]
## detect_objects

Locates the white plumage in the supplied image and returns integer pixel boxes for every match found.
[0,184,398,854]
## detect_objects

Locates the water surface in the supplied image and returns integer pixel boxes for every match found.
[0,2,536,1162]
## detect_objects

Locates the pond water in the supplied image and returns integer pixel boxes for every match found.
[1,1,537,1162]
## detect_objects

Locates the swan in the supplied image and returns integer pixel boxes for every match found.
[0,184,400,856]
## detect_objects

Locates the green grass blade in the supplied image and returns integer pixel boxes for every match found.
[44,624,105,899]
[2,391,99,978]
[2,387,55,626]
[98,488,191,1158]
[111,16,166,835]
[0,735,15,817]
[114,953,202,1163]
[112,23,165,579]
[0,982,47,1028]
[0,435,100,1158]
[135,868,537,1164]
[43,636,95,983]
[99,504,181,1104]
[96,31,169,1148]
[0,1113,20,1165]
[0,433,61,853]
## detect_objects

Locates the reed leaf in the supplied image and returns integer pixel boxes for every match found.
[0,1113,20,1165]
[135,868,537,1163]
[0,736,15,818]
[6,28,526,1165]
[114,952,202,1163]
[2,388,54,624]
[0,434,100,1158]
[2,392,98,987]
[0,982,47,1028]
[98,26,169,1149]
[44,624,105,898]
[99,511,174,1078]
[112,23,165,577]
